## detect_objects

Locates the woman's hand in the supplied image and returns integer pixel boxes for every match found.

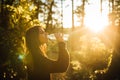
[54,33,64,42]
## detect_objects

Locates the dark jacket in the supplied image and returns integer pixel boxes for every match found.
[27,42,70,80]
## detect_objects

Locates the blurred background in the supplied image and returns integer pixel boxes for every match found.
[0,0,120,80]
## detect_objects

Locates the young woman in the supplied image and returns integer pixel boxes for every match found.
[25,26,70,80]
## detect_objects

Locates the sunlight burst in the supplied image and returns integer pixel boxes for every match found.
[83,0,109,33]
[84,14,109,33]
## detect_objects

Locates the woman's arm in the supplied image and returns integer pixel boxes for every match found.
[39,33,70,73]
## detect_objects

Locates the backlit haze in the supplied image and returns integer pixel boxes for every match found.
[62,0,109,32]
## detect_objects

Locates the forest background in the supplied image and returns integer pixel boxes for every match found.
[0,0,120,80]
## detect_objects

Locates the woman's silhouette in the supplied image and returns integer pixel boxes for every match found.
[25,26,70,80]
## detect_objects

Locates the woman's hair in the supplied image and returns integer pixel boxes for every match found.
[25,26,44,71]
[25,26,42,53]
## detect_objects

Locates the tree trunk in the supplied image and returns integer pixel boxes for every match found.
[0,0,14,29]
[81,0,85,27]
[46,0,54,32]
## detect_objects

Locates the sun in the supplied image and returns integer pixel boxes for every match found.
[83,0,109,33]
[84,0,109,33]
[61,0,109,30]
[84,14,109,33]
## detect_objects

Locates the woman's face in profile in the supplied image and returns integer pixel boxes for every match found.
[39,28,48,44]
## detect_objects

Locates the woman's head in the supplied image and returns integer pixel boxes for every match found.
[25,26,48,52]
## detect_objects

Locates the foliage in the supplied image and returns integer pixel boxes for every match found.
[32,0,62,33]
[67,30,113,80]
[108,0,120,26]
[114,0,120,26]
[0,0,41,79]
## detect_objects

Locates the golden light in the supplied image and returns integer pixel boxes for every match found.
[84,0,109,33]
[84,14,109,33]
[62,0,110,30]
